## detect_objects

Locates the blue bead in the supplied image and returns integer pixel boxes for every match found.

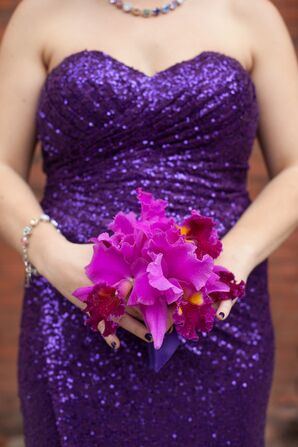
[161,4,170,13]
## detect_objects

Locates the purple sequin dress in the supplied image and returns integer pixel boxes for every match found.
[18,50,275,447]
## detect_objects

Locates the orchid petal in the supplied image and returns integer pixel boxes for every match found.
[180,210,222,259]
[164,244,214,290]
[209,265,246,301]
[107,211,137,234]
[147,253,183,302]
[127,271,157,306]
[139,299,168,349]
[85,242,131,285]
[204,270,230,294]
[136,187,168,221]
[73,283,126,336]
[72,285,95,301]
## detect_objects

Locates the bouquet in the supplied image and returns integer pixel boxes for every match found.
[73,188,246,368]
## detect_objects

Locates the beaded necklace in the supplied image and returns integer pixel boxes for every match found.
[108,0,186,18]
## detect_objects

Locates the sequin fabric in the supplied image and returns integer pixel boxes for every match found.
[18,50,275,446]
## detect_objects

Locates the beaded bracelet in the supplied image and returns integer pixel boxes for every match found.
[21,213,60,287]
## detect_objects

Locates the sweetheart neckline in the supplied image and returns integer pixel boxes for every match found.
[45,48,256,90]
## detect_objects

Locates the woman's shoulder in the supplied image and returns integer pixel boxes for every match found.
[2,0,68,64]
[5,0,59,38]
[229,0,290,63]
[230,0,285,30]
[12,0,61,17]
[7,0,70,35]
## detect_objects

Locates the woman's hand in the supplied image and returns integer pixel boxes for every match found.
[213,237,252,321]
[95,278,174,350]
[29,228,172,350]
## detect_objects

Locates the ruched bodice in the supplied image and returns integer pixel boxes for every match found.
[36,49,259,241]
[18,49,274,447]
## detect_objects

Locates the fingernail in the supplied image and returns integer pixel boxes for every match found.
[111,341,117,350]
[218,312,225,319]
[145,333,152,341]
[166,326,173,334]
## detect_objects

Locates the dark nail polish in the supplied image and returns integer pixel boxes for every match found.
[218,312,225,319]
[111,341,117,350]
[166,325,173,334]
[145,333,152,341]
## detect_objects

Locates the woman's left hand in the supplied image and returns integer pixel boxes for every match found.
[126,237,253,327]
[212,247,251,321]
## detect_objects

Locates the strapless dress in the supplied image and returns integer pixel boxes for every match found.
[17,49,275,447]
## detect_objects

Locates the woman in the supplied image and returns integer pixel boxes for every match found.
[0,0,297,445]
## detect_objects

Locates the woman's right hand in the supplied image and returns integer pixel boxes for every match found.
[28,225,173,350]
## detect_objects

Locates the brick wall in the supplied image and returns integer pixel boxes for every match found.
[0,1,297,446]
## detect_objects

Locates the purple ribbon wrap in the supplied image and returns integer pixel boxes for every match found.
[147,327,181,372]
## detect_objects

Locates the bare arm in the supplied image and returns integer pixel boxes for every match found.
[216,0,298,318]
[0,0,154,349]
[0,0,92,304]
[0,0,50,254]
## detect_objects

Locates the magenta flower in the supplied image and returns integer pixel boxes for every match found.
[73,283,126,336]
[179,210,222,259]
[171,266,246,340]
[172,290,217,340]
[208,265,246,301]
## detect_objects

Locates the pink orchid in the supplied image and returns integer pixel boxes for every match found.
[172,289,217,340]
[208,265,246,301]
[178,210,223,259]
[172,266,246,340]
[73,283,126,336]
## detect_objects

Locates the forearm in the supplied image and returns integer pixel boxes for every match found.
[221,164,298,273]
[0,162,66,270]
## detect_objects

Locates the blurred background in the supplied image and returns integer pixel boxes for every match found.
[0,1,297,446]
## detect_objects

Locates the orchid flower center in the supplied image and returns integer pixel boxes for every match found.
[188,291,203,306]
[177,225,195,243]
[178,225,189,235]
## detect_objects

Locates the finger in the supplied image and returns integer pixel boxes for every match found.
[126,306,174,335]
[125,305,144,322]
[114,313,153,343]
[118,279,133,300]
[216,298,237,320]
[166,304,175,333]
[68,294,90,311]
[97,320,120,349]
[166,325,174,334]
